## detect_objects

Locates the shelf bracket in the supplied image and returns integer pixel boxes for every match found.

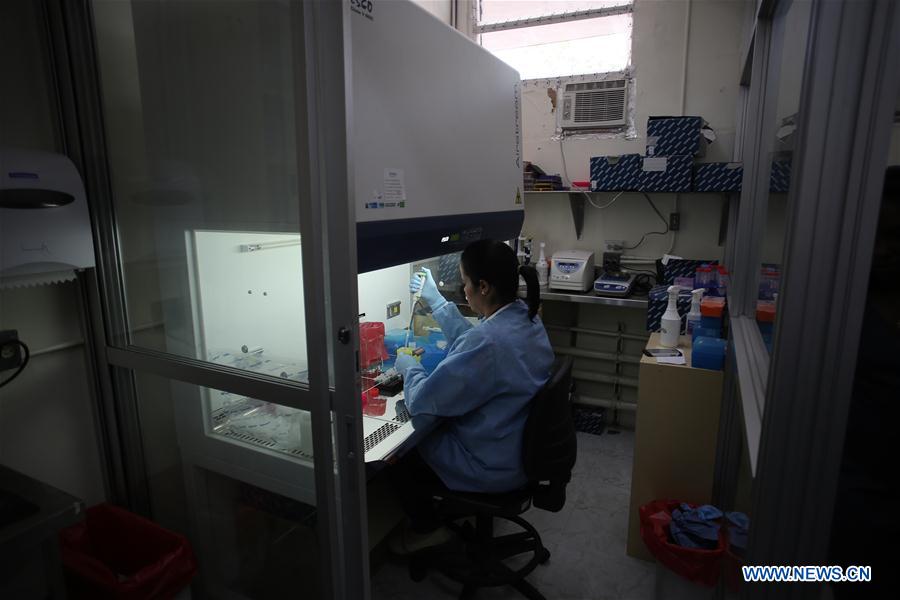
[568,192,585,240]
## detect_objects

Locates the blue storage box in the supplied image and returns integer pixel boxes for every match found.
[770,160,791,193]
[693,162,743,192]
[647,285,692,333]
[758,322,774,353]
[691,326,720,344]
[646,116,707,157]
[692,337,727,371]
[590,154,642,191]
[661,259,718,286]
[701,316,722,332]
[639,155,693,192]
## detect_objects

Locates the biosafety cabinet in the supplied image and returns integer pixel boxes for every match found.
[168,0,520,494]
[79,0,521,597]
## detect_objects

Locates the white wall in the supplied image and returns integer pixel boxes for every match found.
[412,0,452,24]
[358,264,413,331]
[521,0,747,263]
[0,283,106,505]
[0,0,106,504]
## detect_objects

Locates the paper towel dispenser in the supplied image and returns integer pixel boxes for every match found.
[0,148,95,287]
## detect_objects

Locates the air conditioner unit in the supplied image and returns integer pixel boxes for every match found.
[560,78,628,130]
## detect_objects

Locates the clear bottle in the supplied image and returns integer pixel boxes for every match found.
[687,288,704,334]
[536,242,549,288]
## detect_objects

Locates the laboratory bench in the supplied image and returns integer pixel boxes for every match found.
[626,333,724,560]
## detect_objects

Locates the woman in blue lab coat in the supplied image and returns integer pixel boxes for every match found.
[389,239,554,553]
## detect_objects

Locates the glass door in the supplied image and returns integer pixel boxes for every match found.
[71,0,369,597]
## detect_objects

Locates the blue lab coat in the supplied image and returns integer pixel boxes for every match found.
[402,299,554,493]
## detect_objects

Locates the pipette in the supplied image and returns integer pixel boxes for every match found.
[405,271,425,347]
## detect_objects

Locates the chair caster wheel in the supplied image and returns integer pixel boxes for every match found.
[538,548,551,564]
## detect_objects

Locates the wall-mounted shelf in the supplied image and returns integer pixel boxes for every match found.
[524,190,589,239]
[524,190,592,194]
[524,189,734,245]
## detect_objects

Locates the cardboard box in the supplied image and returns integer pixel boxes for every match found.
[590,154,642,191]
[693,162,743,192]
[646,116,707,157]
[639,155,693,193]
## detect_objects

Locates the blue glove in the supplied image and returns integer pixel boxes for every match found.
[409,267,446,311]
[394,352,419,377]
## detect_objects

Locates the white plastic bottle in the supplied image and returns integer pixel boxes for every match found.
[660,285,683,348]
[536,242,549,288]
[686,288,704,334]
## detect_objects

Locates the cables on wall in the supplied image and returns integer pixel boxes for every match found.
[559,136,678,257]
[0,339,30,389]
[623,193,669,250]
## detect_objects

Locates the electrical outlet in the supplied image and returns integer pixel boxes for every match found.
[604,239,625,253]
[0,330,23,372]
[669,212,681,231]
[386,301,401,319]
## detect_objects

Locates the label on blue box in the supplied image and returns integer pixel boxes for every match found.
[639,155,692,192]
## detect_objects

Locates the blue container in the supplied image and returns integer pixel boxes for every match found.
[700,316,722,331]
[692,337,727,371]
[693,162,743,192]
[639,155,693,193]
[757,321,774,353]
[646,116,706,157]
[691,326,720,344]
[590,154,642,191]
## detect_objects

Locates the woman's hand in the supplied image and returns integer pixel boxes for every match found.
[394,347,421,377]
[409,267,446,310]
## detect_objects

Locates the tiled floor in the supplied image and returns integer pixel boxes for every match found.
[371,430,657,600]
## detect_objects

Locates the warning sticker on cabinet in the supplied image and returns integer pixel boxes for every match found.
[384,168,407,203]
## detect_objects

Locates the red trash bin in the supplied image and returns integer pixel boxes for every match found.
[59,503,197,600]
[639,499,726,588]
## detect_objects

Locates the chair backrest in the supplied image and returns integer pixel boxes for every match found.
[522,356,577,511]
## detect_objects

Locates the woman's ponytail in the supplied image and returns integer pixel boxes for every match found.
[519,264,541,321]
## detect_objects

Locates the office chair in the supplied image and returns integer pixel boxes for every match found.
[408,356,577,600]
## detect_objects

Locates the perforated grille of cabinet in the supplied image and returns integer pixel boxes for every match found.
[394,403,411,423]
[364,422,401,453]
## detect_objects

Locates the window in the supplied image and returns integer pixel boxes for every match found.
[476,0,633,80]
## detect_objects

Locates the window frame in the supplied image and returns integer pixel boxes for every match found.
[716,0,900,582]
[472,0,635,84]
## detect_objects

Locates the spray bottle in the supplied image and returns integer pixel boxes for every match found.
[686,288,704,334]
[536,242,549,288]
[660,285,683,348]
